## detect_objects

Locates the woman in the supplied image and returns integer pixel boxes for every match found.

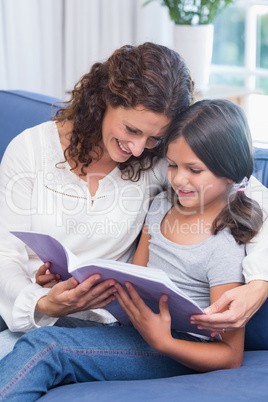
[0,42,194,358]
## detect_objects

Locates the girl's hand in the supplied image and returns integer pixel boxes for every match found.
[35,275,117,317]
[35,262,61,288]
[115,282,172,351]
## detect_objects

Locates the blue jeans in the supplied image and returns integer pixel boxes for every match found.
[0,325,201,401]
[0,316,107,360]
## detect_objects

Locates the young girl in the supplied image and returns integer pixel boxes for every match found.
[0,99,263,401]
[115,98,263,371]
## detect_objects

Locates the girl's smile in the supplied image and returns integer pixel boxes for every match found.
[177,189,196,197]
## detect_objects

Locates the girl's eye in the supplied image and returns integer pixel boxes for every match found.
[190,169,201,174]
[168,163,177,168]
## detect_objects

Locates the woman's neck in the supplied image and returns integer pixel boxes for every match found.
[56,120,118,177]
[56,121,118,197]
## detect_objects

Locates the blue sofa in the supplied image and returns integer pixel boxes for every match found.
[1,90,268,401]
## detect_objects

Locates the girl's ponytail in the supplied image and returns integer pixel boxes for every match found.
[212,190,263,244]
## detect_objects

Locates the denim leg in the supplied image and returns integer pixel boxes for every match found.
[0,326,198,402]
[0,317,103,361]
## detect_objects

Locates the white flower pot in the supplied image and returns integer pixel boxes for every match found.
[174,24,214,91]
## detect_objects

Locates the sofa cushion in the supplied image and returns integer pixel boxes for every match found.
[245,299,268,351]
[38,350,268,402]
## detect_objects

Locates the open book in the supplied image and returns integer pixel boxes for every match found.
[11,230,215,338]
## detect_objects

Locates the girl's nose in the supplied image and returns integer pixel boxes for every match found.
[173,170,189,187]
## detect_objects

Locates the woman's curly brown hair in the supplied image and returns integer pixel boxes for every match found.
[53,42,194,180]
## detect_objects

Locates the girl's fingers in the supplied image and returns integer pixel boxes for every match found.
[115,283,139,318]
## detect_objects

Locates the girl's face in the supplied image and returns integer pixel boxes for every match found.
[166,137,233,214]
[101,104,170,163]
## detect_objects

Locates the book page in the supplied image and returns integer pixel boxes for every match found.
[11,231,78,280]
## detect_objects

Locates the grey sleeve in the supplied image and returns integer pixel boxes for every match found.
[206,231,245,287]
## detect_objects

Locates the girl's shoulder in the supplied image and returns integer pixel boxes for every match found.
[150,190,171,209]
[211,228,246,260]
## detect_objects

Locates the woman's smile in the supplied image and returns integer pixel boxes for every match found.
[116,139,132,155]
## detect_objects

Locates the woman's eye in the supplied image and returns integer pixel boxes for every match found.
[168,164,177,168]
[126,126,137,134]
[147,136,162,147]
[151,136,162,142]
[190,169,201,174]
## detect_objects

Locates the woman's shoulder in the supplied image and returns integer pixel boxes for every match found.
[145,157,169,187]
[3,121,55,154]
[1,121,57,171]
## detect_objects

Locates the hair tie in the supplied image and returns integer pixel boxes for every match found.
[233,176,249,192]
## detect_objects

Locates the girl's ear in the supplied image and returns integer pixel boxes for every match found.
[227,178,234,184]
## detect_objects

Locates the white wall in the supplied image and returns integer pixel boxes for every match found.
[0,0,173,99]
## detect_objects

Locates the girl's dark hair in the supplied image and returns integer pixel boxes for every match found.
[53,42,194,180]
[164,99,263,244]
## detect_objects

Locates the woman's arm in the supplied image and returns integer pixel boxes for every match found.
[191,280,268,335]
[0,130,116,331]
[115,281,245,372]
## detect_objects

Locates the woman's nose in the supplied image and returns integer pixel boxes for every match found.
[128,138,147,157]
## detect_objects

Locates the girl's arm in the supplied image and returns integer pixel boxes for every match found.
[131,225,150,267]
[115,281,245,372]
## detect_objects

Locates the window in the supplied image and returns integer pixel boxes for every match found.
[211,0,268,145]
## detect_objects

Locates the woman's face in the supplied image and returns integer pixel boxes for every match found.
[101,104,170,163]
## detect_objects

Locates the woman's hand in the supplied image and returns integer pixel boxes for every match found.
[190,281,268,336]
[36,274,117,317]
[36,262,61,288]
[115,282,172,351]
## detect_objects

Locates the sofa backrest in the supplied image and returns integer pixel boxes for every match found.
[253,147,268,188]
[0,90,61,161]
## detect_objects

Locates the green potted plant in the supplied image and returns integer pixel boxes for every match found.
[144,0,235,90]
[144,0,234,25]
